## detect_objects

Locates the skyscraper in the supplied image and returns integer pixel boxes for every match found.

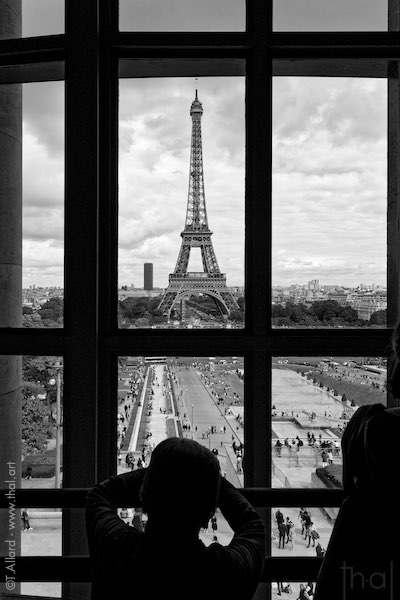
[144,263,153,290]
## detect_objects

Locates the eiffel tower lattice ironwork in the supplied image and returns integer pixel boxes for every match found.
[158,90,239,319]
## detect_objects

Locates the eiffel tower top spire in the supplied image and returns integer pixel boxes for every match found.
[185,89,208,231]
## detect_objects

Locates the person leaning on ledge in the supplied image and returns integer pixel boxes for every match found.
[86,437,265,600]
[315,325,400,600]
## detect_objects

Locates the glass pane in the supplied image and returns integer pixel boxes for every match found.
[22,583,62,598]
[118,78,244,329]
[272,356,386,487]
[272,78,387,328]
[271,505,335,557]
[272,582,316,598]
[0,355,63,597]
[0,1,64,39]
[22,356,64,488]
[0,81,64,328]
[23,0,64,37]
[117,356,243,541]
[273,0,387,31]
[22,82,65,327]
[119,0,245,32]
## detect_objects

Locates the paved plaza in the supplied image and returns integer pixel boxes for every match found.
[20,360,344,598]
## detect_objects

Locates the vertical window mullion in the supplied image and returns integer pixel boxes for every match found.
[63,2,99,599]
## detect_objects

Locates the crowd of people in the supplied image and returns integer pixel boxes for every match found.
[274,508,325,556]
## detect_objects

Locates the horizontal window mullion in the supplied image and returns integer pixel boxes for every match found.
[0,331,68,355]
[0,487,343,509]
[274,58,391,78]
[0,36,65,64]
[0,556,323,583]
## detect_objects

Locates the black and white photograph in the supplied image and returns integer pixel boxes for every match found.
[0,2,399,600]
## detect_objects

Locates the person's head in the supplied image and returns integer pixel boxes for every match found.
[341,403,400,493]
[140,437,221,529]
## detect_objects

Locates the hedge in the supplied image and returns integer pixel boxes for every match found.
[315,464,343,488]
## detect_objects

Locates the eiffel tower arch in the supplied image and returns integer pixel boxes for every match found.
[158,90,239,320]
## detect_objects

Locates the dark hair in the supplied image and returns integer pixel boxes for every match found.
[141,437,221,527]
[341,404,400,492]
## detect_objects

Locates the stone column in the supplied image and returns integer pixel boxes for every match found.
[0,1,22,595]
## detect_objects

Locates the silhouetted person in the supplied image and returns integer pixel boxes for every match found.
[86,437,265,600]
[315,326,400,600]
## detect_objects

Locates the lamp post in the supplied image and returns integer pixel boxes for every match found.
[49,360,62,489]
[191,403,194,439]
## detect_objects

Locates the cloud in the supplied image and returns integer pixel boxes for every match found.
[272,77,386,286]
[18,74,386,290]
[118,77,245,287]
[23,82,64,158]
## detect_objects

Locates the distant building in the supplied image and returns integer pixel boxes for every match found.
[353,291,387,320]
[308,279,320,293]
[144,263,153,291]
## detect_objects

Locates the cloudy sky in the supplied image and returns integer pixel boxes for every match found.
[19,2,387,289]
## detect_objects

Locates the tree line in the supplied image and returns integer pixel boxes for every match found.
[272,300,386,327]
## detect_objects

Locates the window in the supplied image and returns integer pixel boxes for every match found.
[1,2,399,600]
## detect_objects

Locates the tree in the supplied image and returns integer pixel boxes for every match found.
[370,309,387,326]
[22,383,49,456]
[272,304,285,318]
[38,296,63,323]
[22,312,43,327]
[134,317,151,328]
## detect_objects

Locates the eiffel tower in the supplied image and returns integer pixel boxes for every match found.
[158,89,239,320]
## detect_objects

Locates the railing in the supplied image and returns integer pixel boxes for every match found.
[0,487,343,583]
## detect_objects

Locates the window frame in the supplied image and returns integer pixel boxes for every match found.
[0,1,399,599]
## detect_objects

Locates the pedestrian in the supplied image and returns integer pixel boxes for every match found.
[275,508,284,527]
[303,510,311,539]
[286,518,294,549]
[306,582,314,598]
[21,508,32,531]
[278,520,287,549]
[25,465,32,480]
[307,522,318,547]
[117,450,122,466]
[298,583,312,599]
[86,437,265,600]
[298,507,306,533]
[211,515,218,534]
[327,449,333,465]
[236,455,243,474]
[321,450,328,468]
[275,439,283,456]
[131,508,144,532]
